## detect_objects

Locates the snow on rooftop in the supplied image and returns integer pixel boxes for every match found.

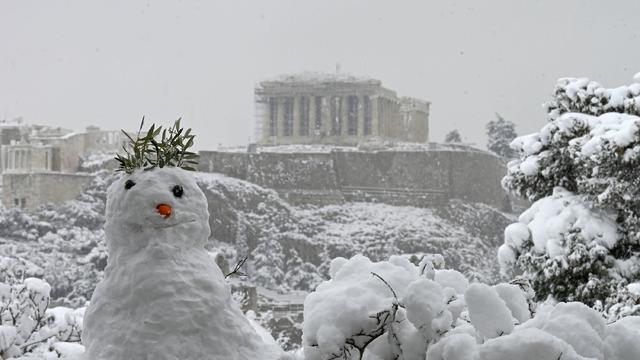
[81,152,117,169]
[0,119,25,128]
[212,144,351,154]
[263,71,377,84]
[210,142,490,154]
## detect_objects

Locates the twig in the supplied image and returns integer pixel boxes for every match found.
[225,256,249,279]
[371,272,399,302]
[20,333,56,350]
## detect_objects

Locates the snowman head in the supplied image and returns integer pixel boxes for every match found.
[106,119,207,258]
[105,167,210,255]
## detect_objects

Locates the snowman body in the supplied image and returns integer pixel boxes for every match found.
[83,167,282,360]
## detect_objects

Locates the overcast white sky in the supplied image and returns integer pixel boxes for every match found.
[2,0,640,150]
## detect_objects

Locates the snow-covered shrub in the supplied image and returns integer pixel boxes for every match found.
[303,255,640,360]
[501,76,640,318]
[0,277,84,359]
[303,255,436,360]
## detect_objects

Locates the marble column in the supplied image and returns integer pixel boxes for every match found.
[292,96,300,139]
[322,95,331,136]
[299,96,310,137]
[277,97,285,141]
[371,96,379,137]
[379,98,386,137]
[357,94,365,137]
[339,96,347,137]
[266,97,277,141]
[310,95,318,136]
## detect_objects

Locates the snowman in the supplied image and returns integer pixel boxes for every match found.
[82,121,285,360]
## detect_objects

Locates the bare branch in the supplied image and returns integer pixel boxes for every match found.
[371,272,399,303]
[225,256,249,279]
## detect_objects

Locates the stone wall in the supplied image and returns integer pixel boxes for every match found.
[247,153,338,190]
[2,172,92,210]
[199,148,508,209]
[448,151,507,206]
[202,152,248,179]
[332,151,449,189]
[55,133,85,173]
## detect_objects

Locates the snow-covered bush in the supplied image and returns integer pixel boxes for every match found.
[303,255,640,360]
[0,277,84,359]
[501,76,640,318]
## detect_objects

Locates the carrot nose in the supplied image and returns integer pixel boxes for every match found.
[156,203,172,218]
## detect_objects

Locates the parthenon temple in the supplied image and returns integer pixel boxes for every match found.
[254,72,430,145]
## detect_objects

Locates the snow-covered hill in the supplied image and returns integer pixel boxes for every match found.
[0,171,515,352]
[197,172,514,291]
[0,171,514,307]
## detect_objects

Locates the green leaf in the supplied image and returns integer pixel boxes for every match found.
[115,117,199,173]
[121,130,136,143]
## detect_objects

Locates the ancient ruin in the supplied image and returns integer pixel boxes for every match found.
[0,119,127,209]
[254,72,430,145]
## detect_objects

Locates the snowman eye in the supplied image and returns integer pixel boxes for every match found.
[172,185,184,198]
[124,180,136,190]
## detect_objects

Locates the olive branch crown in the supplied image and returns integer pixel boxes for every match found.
[115,118,199,174]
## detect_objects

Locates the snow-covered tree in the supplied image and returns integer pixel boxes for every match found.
[252,236,286,289]
[444,129,462,143]
[486,113,517,158]
[500,76,640,319]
